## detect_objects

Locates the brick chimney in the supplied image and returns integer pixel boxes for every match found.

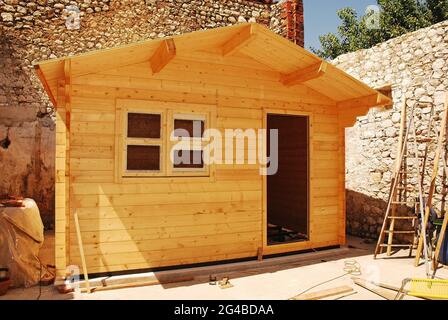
[280,0,304,47]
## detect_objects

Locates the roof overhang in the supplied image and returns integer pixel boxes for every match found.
[34,23,392,113]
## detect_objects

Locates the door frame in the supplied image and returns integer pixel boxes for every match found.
[262,108,314,256]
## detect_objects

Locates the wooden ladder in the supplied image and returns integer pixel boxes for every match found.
[433,148,448,270]
[374,99,433,259]
[415,92,448,268]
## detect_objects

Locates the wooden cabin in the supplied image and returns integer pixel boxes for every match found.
[34,23,391,278]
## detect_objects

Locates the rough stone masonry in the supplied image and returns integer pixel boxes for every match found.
[333,20,448,240]
[0,0,304,228]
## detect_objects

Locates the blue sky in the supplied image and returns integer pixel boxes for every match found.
[303,0,377,50]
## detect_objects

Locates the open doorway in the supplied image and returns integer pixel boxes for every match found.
[267,114,309,245]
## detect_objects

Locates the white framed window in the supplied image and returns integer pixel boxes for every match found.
[116,100,214,179]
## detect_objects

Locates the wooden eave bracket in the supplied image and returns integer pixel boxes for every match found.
[280,61,328,87]
[150,39,177,74]
[337,92,392,111]
[337,93,392,128]
[34,64,58,108]
[222,24,256,56]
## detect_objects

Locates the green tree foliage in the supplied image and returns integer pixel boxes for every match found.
[313,0,448,60]
[426,0,448,21]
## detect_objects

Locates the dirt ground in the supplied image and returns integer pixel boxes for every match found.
[1,235,447,300]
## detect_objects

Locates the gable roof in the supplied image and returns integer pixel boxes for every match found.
[34,23,391,109]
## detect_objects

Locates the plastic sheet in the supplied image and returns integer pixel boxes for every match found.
[0,198,44,288]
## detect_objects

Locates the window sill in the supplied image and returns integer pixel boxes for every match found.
[116,174,215,184]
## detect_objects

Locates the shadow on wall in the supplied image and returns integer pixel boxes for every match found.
[0,34,55,229]
[346,189,386,240]
[346,189,418,244]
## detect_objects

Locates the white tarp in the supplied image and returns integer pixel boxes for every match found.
[0,198,44,287]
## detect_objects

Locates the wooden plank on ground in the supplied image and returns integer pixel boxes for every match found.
[290,286,354,300]
[80,276,194,293]
[352,278,397,300]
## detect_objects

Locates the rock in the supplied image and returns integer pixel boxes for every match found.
[371,172,382,183]
[237,15,247,23]
[385,127,397,137]
[391,113,401,123]
[422,107,432,114]
[1,12,13,22]
[270,17,279,27]
[420,96,433,103]
[363,130,375,139]
[2,4,15,12]
[381,119,393,128]
[414,87,426,98]
[17,6,27,14]
[433,58,445,70]
[434,91,446,105]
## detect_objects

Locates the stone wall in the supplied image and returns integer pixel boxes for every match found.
[0,0,304,228]
[333,20,448,239]
[0,35,55,227]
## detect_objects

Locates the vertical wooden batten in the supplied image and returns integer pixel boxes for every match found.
[65,59,91,292]
[64,59,71,274]
[54,79,67,280]
[337,122,346,245]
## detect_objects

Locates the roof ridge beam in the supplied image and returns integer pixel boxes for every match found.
[222,24,256,56]
[150,39,176,74]
[280,61,328,87]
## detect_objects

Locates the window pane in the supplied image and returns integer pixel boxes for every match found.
[127,145,160,171]
[173,150,204,169]
[174,119,204,138]
[128,113,161,139]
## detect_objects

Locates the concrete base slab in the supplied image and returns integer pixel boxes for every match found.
[74,246,350,289]
[1,236,447,300]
